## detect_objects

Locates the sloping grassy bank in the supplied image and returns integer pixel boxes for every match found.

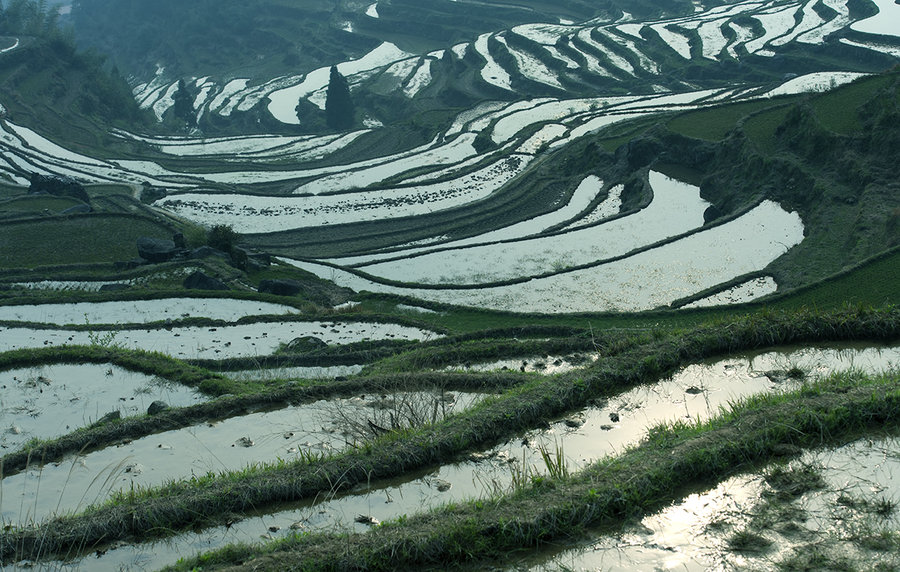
[172,367,900,571]
[0,306,896,563]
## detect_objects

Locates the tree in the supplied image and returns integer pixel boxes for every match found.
[324,65,354,130]
[171,78,195,126]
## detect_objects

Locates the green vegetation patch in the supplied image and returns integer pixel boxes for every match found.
[667,99,781,141]
[772,248,900,311]
[0,214,174,269]
[742,105,793,153]
[0,195,84,217]
[812,73,894,135]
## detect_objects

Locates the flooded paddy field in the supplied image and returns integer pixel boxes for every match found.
[0,363,204,452]
[0,320,440,359]
[222,364,365,382]
[0,298,299,326]
[516,434,900,571]
[0,0,897,569]
[447,354,599,375]
[15,342,893,571]
[0,390,486,525]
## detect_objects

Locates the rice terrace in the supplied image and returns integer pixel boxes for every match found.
[0,0,898,569]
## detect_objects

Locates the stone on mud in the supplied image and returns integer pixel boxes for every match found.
[183,270,229,291]
[137,236,180,263]
[147,400,169,415]
[258,278,303,296]
[283,336,328,353]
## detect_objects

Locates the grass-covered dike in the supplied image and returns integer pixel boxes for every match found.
[0,305,896,569]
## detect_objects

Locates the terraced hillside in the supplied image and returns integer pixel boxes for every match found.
[62,0,899,133]
[0,0,898,570]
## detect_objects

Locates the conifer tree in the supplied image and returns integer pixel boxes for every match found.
[324,65,354,130]
[171,78,196,126]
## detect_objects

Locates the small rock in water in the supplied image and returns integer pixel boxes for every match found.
[609,412,620,422]
[234,436,254,448]
[289,521,306,530]
[147,400,169,415]
[433,479,452,492]
[268,526,280,533]
[124,463,144,475]
[7,426,22,435]
[685,386,704,395]
[354,514,379,526]
[563,416,583,428]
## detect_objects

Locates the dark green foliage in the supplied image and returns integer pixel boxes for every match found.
[324,65,354,130]
[0,0,60,38]
[0,0,146,130]
[171,78,196,126]
[207,224,240,253]
[472,129,495,153]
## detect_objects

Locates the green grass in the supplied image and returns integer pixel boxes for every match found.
[667,98,783,141]
[812,74,894,135]
[742,105,793,153]
[0,194,84,216]
[0,214,175,269]
[771,249,900,311]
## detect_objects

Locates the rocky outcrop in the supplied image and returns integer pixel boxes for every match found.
[136,236,180,263]
[283,336,328,353]
[258,277,353,305]
[29,173,90,203]
[183,270,228,290]
[258,278,303,296]
[147,400,169,415]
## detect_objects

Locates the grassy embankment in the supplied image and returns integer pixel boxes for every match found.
[170,366,900,571]
[0,305,896,565]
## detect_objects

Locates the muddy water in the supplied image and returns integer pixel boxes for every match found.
[447,353,598,375]
[0,391,482,524]
[0,320,440,359]
[18,343,899,571]
[0,363,204,452]
[223,364,364,381]
[0,298,298,325]
[518,434,900,571]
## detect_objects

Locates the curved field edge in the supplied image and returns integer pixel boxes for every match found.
[0,306,897,562]
[349,244,900,335]
[0,366,526,477]
[173,366,900,572]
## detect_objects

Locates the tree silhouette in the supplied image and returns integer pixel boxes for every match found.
[324,65,354,130]
[171,79,196,126]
